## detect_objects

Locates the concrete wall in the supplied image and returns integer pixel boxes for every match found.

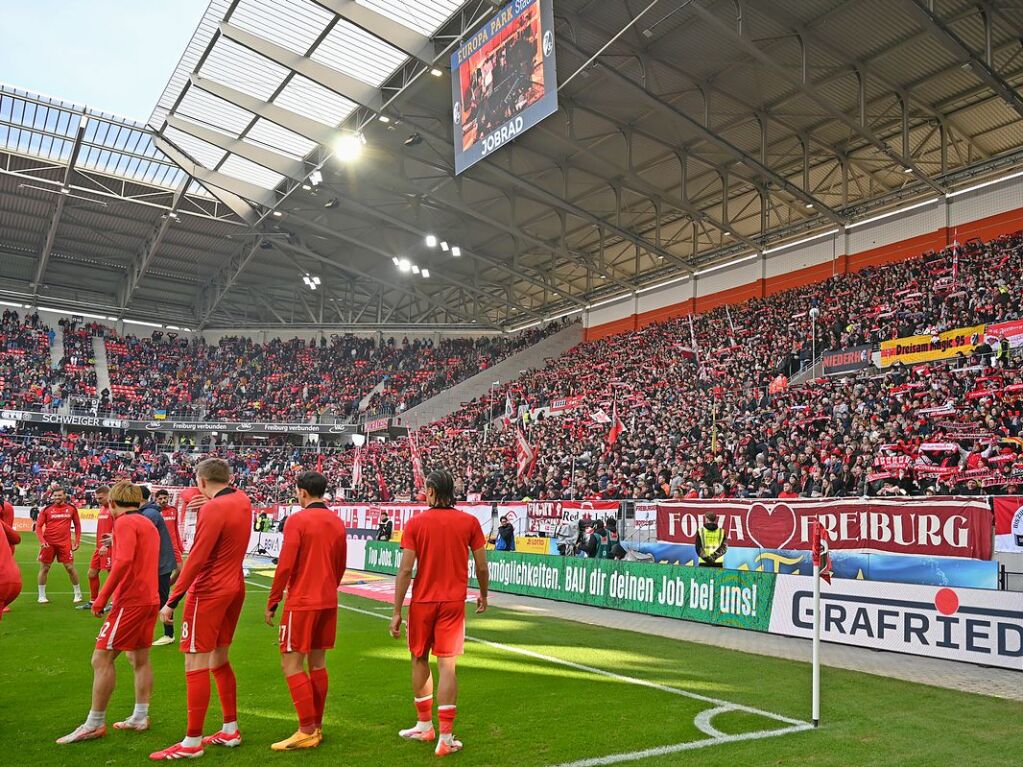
[583,175,1023,341]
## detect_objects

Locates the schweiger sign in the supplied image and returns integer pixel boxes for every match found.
[366,543,775,631]
[656,499,994,559]
[0,408,357,435]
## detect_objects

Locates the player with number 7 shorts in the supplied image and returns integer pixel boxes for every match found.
[265,471,347,751]
[150,458,252,761]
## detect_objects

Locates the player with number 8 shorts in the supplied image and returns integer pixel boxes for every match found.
[150,459,251,761]
[265,471,347,751]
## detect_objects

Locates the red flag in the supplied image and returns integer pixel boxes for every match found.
[351,447,362,488]
[316,453,324,473]
[374,453,390,502]
[504,392,515,424]
[606,401,625,446]
[515,428,536,478]
[408,433,426,495]
[811,517,833,585]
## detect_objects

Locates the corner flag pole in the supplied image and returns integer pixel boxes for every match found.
[811,517,822,728]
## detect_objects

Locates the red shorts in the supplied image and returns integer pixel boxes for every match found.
[96,604,159,652]
[38,542,73,565]
[407,601,466,658]
[278,607,337,654]
[0,580,21,619]
[180,588,245,654]
[89,548,112,572]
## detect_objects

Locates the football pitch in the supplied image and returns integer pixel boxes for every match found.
[1,534,1020,767]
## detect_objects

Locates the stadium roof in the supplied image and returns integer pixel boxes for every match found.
[2,0,1023,331]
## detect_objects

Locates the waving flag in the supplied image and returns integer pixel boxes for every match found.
[504,392,515,424]
[811,517,833,585]
[408,433,426,494]
[515,428,537,478]
[351,447,362,488]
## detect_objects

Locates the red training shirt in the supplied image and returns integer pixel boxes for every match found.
[401,506,485,603]
[95,512,160,610]
[0,521,22,586]
[38,503,81,547]
[267,502,347,612]
[0,501,13,528]
[160,504,183,559]
[95,504,113,548]
[167,488,251,607]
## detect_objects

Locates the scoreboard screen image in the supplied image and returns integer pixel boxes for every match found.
[451,0,558,174]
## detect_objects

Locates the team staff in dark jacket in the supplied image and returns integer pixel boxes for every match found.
[139,486,178,645]
[376,512,393,541]
[494,516,516,551]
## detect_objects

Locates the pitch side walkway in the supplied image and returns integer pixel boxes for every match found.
[486,591,1023,702]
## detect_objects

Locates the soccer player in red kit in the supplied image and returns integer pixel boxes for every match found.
[37,486,83,604]
[265,471,347,751]
[82,485,112,610]
[57,481,161,743]
[156,488,184,571]
[390,470,489,756]
[0,491,15,616]
[0,517,22,618]
[150,458,252,760]
[152,488,184,647]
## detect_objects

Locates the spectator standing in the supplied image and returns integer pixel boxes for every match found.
[376,511,393,542]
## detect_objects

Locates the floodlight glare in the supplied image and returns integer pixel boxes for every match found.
[335,133,365,162]
[425,234,438,248]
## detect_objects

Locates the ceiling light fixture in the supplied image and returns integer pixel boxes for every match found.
[398,258,412,273]
[430,68,443,77]
[804,202,814,209]
[411,265,420,274]
[324,198,339,209]
[378,115,390,123]
[334,132,366,162]
[421,268,430,278]
[451,246,461,257]
[440,241,449,252]
[425,234,438,248]
[309,170,323,186]
[272,210,282,217]
[404,133,423,147]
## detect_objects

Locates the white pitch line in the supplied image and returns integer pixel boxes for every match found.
[245,578,812,735]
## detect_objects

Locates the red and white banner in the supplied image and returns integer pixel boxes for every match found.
[549,395,584,413]
[526,499,618,534]
[985,318,1023,349]
[515,428,537,478]
[994,496,1023,553]
[656,499,994,559]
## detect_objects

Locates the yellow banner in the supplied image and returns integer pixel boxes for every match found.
[77,507,102,522]
[880,324,985,368]
[486,536,551,555]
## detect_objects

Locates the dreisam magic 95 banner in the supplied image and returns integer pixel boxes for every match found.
[451,0,558,174]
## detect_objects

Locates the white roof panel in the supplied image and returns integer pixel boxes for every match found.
[175,87,255,136]
[219,153,286,190]
[198,38,289,101]
[246,118,317,159]
[230,0,334,56]
[274,75,357,127]
[357,0,463,35]
[164,125,229,169]
[310,18,407,87]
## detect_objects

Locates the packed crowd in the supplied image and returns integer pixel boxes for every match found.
[2,232,1022,506]
[100,325,561,421]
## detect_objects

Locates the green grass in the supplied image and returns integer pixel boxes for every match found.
[1,533,1020,767]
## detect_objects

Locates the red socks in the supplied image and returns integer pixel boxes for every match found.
[286,673,317,732]
[309,667,328,728]
[185,669,211,738]
[211,663,238,724]
[88,574,100,602]
[438,705,456,735]
[415,695,433,724]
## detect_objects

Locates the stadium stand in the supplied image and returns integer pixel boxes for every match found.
[2,233,1023,506]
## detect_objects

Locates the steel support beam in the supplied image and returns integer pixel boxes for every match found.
[196,239,264,329]
[904,0,1023,122]
[33,118,88,296]
[165,116,306,180]
[154,137,266,222]
[119,182,190,317]
[554,34,845,225]
[219,22,384,112]
[188,75,337,147]
[309,0,435,64]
